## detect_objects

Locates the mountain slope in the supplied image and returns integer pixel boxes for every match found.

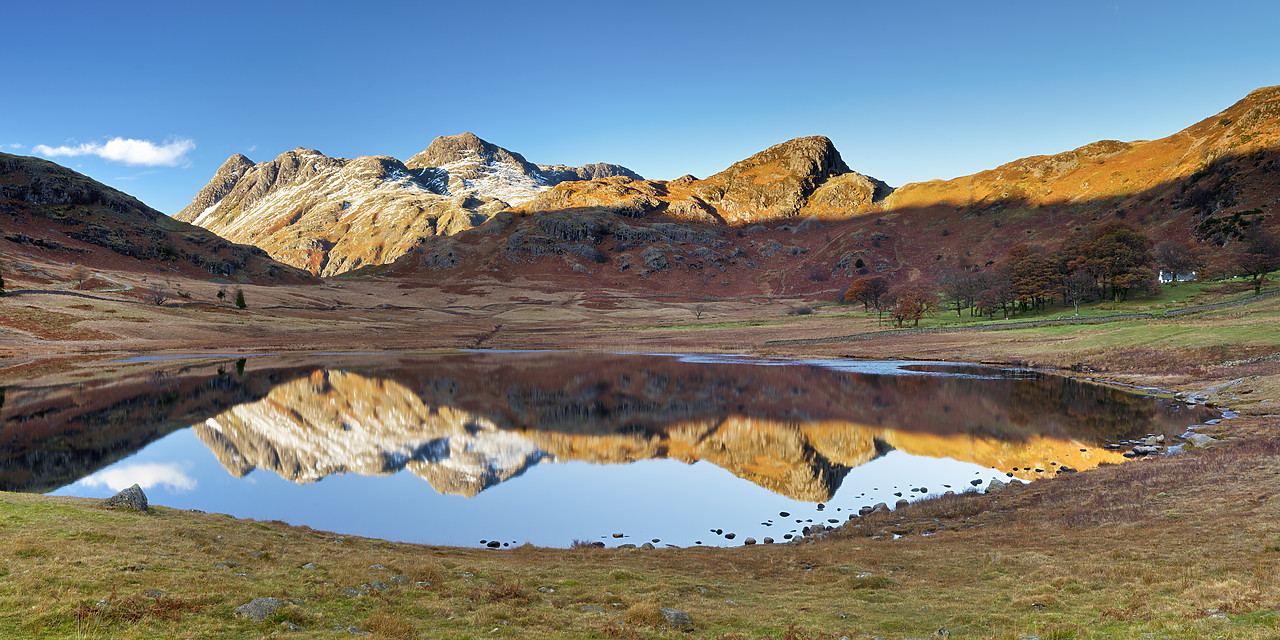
[176,134,640,276]
[0,153,314,284]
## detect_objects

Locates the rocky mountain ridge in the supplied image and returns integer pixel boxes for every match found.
[175,134,640,275]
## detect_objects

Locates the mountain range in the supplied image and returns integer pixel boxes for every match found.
[173,133,640,276]
[176,85,1280,295]
[4,86,1278,295]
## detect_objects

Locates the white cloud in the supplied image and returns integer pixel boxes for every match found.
[79,462,197,492]
[246,145,257,152]
[33,137,195,167]
[7,143,22,149]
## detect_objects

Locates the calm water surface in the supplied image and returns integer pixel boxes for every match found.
[1,351,1218,547]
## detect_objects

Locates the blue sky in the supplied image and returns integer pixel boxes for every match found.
[4,1,1279,215]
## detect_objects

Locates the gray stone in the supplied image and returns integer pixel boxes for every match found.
[280,621,300,632]
[366,581,390,592]
[986,478,1006,493]
[368,564,389,571]
[1184,433,1218,448]
[1133,445,1162,455]
[389,575,410,586]
[338,587,362,598]
[659,606,694,632]
[895,499,910,508]
[617,543,637,549]
[763,537,774,544]
[580,605,606,613]
[103,484,148,512]
[232,597,283,622]
[743,537,757,545]
[345,627,371,635]
[640,542,656,550]
[143,590,162,599]
[300,562,318,569]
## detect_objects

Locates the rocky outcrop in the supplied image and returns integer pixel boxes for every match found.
[693,136,854,223]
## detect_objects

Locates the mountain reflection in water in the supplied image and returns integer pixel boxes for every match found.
[156,351,1215,502]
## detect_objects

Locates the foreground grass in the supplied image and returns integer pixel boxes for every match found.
[3,433,1279,639]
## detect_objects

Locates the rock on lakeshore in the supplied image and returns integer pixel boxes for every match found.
[103,484,149,512]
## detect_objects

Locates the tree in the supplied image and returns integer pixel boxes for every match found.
[1002,244,1056,311]
[1236,227,1280,294]
[146,287,170,306]
[1154,240,1197,284]
[1064,221,1157,301]
[235,288,247,309]
[938,269,982,317]
[216,288,227,301]
[70,264,90,291]
[887,284,935,328]
[844,276,890,322]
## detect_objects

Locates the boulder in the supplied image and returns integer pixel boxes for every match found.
[659,606,695,632]
[103,484,149,512]
[232,597,283,623]
[986,478,1006,494]
[1184,433,1218,449]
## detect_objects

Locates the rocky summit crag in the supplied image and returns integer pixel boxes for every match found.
[176,134,640,276]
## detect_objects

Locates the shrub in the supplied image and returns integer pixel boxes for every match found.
[234,289,247,309]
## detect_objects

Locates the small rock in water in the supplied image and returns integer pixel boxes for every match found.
[723,532,736,540]
[651,538,660,543]
[612,533,624,538]
[103,484,149,512]
[779,512,790,517]
[970,479,983,486]
[486,541,501,549]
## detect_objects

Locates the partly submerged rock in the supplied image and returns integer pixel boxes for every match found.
[1184,433,1218,449]
[103,484,149,512]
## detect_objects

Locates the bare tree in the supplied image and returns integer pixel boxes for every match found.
[692,304,709,320]
[70,264,90,291]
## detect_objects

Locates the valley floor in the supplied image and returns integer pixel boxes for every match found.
[1,272,1279,639]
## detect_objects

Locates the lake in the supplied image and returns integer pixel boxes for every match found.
[0,350,1219,547]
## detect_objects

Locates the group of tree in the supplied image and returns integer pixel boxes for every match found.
[928,221,1164,320]
[844,219,1280,326]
